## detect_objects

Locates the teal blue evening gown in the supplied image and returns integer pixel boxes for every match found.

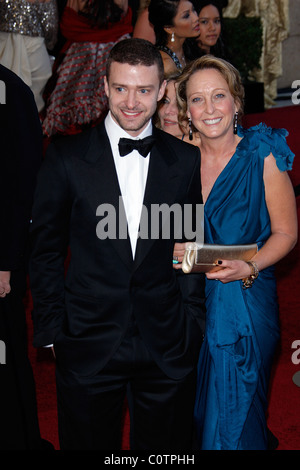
[194,124,295,450]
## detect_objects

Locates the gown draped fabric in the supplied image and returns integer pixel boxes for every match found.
[194,124,295,450]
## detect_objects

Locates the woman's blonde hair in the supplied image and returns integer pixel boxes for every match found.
[154,70,188,133]
[176,55,245,129]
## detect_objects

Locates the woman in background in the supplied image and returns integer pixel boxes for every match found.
[155,71,200,144]
[42,0,132,136]
[189,0,227,58]
[148,0,200,74]
[174,55,297,449]
[0,0,58,112]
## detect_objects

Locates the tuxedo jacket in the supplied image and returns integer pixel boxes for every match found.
[29,122,206,379]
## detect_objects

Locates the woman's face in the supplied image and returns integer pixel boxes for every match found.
[158,80,183,137]
[186,68,237,139]
[198,4,221,52]
[170,0,200,40]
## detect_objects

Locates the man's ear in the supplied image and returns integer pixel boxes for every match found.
[157,79,167,102]
[104,76,109,97]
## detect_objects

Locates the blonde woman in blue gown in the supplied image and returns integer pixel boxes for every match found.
[173,55,298,450]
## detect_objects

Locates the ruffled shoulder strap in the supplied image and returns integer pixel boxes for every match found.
[236,123,294,171]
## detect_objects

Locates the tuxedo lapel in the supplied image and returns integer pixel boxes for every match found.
[133,130,181,271]
[81,125,133,270]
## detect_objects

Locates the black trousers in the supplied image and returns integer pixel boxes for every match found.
[56,321,197,450]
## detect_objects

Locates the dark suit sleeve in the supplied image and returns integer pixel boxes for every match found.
[177,148,206,338]
[29,144,71,347]
[0,65,42,271]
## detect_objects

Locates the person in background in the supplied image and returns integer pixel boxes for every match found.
[133,0,156,43]
[173,55,297,450]
[148,0,200,75]
[0,0,58,113]
[0,64,52,450]
[42,0,133,137]
[29,38,206,451]
[193,1,225,56]
[194,0,222,55]
[154,71,201,145]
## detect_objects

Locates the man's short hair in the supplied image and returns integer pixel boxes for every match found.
[106,38,165,85]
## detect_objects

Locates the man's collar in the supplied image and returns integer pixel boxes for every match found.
[105,112,153,145]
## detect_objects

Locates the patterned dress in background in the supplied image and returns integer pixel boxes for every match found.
[42,5,132,136]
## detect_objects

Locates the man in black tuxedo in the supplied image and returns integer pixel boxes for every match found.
[29,38,205,450]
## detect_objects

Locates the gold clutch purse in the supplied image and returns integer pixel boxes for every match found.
[181,242,258,274]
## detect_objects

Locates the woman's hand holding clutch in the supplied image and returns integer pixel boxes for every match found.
[205,259,255,283]
[172,242,259,287]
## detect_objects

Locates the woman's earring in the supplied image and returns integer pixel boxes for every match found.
[188,117,193,141]
[171,32,175,43]
[233,111,238,134]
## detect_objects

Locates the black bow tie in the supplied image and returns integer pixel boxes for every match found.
[118,136,155,157]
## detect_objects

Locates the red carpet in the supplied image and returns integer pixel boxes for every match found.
[26,105,300,450]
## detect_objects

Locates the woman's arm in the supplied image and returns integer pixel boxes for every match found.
[114,0,128,11]
[206,152,298,282]
[66,0,128,14]
[133,7,155,43]
[66,0,86,12]
[174,152,298,282]
[253,152,297,267]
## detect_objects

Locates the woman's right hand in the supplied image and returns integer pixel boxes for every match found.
[206,259,254,283]
[172,242,189,269]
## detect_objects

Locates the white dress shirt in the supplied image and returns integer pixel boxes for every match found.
[105,112,152,257]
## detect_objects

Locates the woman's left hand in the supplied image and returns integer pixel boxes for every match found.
[206,259,253,283]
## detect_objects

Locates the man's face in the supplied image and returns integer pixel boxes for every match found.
[104,62,166,137]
